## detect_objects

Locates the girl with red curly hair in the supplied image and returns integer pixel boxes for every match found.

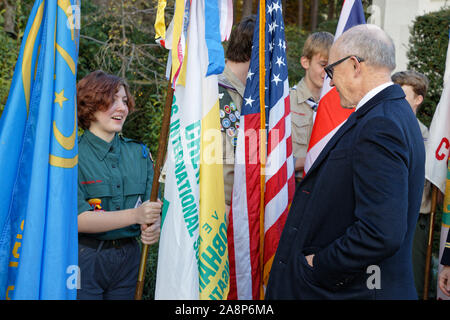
[76,70,161,300]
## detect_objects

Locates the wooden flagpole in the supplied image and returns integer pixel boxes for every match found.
[134,79,173,300]
[259,0,266,300]
[423,185,438,300]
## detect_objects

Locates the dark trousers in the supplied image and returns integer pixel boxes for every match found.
[77,238,140,300]
[412,213,432,299]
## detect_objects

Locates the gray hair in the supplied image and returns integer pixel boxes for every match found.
[334,24,396,71]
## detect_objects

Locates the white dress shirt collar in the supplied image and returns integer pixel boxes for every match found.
[356,81,394,111]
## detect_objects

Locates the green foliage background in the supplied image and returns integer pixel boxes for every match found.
[0,0,34,114]
[0,23,17,109]
[0,0,449,300]
[407,8,450,127]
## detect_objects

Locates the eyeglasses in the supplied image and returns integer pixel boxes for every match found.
[324,55,365,79]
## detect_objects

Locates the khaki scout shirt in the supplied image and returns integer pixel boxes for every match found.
[290,78,317,178]
[219,65,245,206]
[418,120,431,214]
[77,130,154,240]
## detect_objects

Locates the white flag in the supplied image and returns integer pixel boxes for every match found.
[425,34,450,193]
[155,0,228,299]
[426,33,450,300]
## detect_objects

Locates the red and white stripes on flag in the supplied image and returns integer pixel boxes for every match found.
[227,0,295,300]
[304,0,365,174]
[263,79,295,287]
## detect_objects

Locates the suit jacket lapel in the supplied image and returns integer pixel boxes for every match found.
[305,111,357,176]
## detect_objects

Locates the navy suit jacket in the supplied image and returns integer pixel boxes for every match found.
[266,84,425,300]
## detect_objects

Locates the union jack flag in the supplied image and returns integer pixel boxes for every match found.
[227,0,295,300]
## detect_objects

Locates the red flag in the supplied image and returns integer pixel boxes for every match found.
[304,0,365,173]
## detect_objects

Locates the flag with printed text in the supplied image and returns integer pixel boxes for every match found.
[427,31,450,300]
[155,0,229,300]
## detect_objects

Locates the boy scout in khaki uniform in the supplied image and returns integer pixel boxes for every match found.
[392,70,433,299]
[290,32,333,182]
[219,16,255,215]
[220,65,246,208]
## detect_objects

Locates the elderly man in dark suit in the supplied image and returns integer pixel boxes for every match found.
[266,24,425,300]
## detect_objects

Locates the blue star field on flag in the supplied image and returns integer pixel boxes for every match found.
[242,0,289,132]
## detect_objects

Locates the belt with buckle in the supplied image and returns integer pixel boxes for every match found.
[79,236,134,250]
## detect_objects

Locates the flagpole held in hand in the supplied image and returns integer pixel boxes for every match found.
[135,79,173,300]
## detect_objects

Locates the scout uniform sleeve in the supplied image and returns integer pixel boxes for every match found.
[290,95,313,159]
[77,181,92,214]
[143,145,156,201]
[219,86,238,206]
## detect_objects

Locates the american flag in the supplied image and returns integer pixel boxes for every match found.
[227,0,295,300]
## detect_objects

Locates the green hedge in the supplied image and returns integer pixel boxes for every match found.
[0,19,19,115]
[285,25,308,86]
[0,29,18,112]
[407,8,450,127]
[0,0,34,117]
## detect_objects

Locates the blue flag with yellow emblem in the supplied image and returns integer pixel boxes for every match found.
[0,0,80,300]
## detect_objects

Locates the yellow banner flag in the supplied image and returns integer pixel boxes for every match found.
[170,0,187,86]
[199,99,229,299]
[154,0,167,44]
[155,0,228,299]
